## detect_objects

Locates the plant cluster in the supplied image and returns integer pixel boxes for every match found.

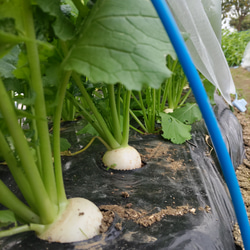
[222,29,250,66]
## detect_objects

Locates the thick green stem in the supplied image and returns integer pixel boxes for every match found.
[0,78,56,224]
[121,90,131,147]
[72,73,120,149]
[0,180,40,224]
[0,130,37,212]
[22,0,57,205]
[53,71,72,206]
[107,84,122,144]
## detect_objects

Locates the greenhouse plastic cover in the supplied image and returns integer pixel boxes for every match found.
[167,0,236,105]
[0,94,244,249]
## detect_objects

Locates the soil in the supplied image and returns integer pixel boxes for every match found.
[230,67,250,249]
[99,201,211,231]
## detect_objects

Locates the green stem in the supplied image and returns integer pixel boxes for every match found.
[0,78,56,224]
[53,70,72,206]
[116,83,122,124]
[121,90,131,147]
[131,91,142,108]
[72,72,120,149]
[138,91,150,131]
[0,180,40,224]
[107,84,122,144]
[30,106,42,176]
[168,76,174,109]
[65,91,107,139]
[179,88,191,107]
[150,88,156,132]
[22,0,57,205]
[129,124,145,135]
[0,224,45,238]
[0,130,37,212]
[120,97,148,133]
[174,76,187,107]
[161,59,178,110]
[156,88,161,114]
[66,136,111,156]
[71,0,89,17]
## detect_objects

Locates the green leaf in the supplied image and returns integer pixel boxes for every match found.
[64,0,176,90]
[13,51,30,80]
[0,210,17,227]
[160,112,191,144]
[0,0,25,56]
[170,103,202,125]
[77,122,99,136]
[203,79,216,105]
[35,0,75,41]
[0,1,24,34]
[0,46,20,78]
[60,137,71,152]
[13,91,37,106]
[50,135,71,152]
[0,24,21,58]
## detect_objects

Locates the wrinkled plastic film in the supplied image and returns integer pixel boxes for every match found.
[167,0,236,105]
[242,41,250,69]
[201,0,222,42]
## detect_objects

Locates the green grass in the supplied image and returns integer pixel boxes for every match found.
[222,29,250,67]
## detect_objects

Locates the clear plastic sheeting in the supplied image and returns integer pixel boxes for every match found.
[241,41,250,71]
[0,95,244,249]
[167,0,236,105]
[201,0,222,42]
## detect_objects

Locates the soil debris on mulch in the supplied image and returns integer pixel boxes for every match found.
[99,203,211,231]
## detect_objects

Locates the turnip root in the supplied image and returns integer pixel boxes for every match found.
[102,146,142,170]
[38,197,103,243]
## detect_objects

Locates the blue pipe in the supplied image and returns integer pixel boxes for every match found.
[151,1,250,249]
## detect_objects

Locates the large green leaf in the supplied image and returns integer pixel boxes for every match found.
[0,0,24,57]
[77,122,99,136]
[35,0,75,41]
[160,112,191,144]
[64,0,176,90]
[0,1,24,33]
[170,103,202,125]
[0,46,19,78]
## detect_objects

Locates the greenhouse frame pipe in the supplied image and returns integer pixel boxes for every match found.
[151,1,250,249]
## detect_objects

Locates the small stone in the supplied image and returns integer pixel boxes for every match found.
[115,223,122,231]
[121,192,130,198]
